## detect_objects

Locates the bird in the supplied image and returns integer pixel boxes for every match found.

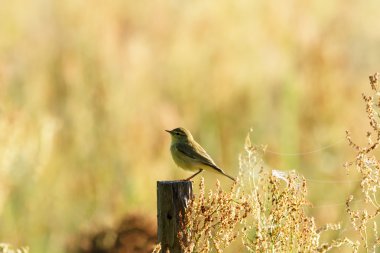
[165,127,236,181]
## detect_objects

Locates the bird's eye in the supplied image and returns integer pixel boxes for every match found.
[175,132,180,135]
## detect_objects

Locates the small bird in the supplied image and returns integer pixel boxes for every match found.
[166,127,236,181]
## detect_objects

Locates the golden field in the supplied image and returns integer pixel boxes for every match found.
[1,0,380,252]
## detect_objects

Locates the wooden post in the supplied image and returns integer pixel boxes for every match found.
[157,181,193,253]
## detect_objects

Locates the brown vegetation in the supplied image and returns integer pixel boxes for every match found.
[68,214,156,253]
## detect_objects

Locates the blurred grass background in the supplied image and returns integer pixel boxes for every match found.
[1,0,380,252]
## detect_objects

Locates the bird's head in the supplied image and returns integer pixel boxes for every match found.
[165,127,193,143]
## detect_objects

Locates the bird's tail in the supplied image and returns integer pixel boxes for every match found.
[222,172,236,182]
[209,164,236,182]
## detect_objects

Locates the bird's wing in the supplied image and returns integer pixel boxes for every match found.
[175,142,219,169]
[175,142,236,182]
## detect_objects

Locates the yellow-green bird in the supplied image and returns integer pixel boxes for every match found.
[165,127,236,181]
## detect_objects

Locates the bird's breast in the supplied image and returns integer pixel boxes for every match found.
[170,144,198,172]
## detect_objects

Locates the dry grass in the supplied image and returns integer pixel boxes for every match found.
[345,73,380,252]
[239,142,357,253]
[178,178,251,253]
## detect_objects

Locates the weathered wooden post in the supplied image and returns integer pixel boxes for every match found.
[157,181,193,253]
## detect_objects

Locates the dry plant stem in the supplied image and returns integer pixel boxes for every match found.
[240,134,357,253]
[178,178,251,253]
[345,72,380,252]
[152,243,161,253]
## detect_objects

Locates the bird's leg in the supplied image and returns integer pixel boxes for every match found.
[184,169,203,181]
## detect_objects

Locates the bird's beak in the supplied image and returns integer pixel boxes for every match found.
[165,129,171,133]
